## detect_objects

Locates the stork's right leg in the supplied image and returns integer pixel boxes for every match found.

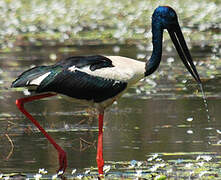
[15,93,67,173]
[96,113,104,175]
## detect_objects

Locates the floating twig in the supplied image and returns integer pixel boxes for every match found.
[5,134,14,160]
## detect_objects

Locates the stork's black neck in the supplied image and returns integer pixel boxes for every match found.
[145,21,163,77]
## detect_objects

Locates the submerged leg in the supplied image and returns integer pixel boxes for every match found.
[96,113,104,175]
[15,93,67,173]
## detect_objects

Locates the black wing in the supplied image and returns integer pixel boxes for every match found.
[12,55,127,102]
[12,55,113,88]
[55,55,114,71]
[37,69,127,102]
[11,66,52,88]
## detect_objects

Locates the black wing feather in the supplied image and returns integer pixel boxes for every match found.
[11,66,51,88]
[37,70,127,103]
[12,55,127,102]
[11,55,113,88]
[56,55,114,71]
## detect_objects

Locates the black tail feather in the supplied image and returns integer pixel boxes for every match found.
[11,66,50,88]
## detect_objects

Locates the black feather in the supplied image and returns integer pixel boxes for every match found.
[56,55,114,71]
[11,66,51,88]
[37,70,127,102]
[11,55,125,102]
[11,55,114,88]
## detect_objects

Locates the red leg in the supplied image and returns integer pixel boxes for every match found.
[15,93,67,173]
[96,113,104,175]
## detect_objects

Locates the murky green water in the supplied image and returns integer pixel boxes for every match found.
[0,41,220,179]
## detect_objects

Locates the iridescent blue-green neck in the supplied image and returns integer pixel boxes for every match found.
[145,20,163,77]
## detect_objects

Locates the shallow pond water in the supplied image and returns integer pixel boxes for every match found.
[0,42,220,179]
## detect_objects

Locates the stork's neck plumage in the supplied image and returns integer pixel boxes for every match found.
[145,19,163,77]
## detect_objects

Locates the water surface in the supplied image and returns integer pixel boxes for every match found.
[0,43,220,177]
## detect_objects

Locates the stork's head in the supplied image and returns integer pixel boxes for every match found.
[147,6,201,83]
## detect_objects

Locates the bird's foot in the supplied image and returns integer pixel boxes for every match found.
[57,149,67,175]
[96,158,104,175]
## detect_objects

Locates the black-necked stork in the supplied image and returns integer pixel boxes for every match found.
[11,6,201,175]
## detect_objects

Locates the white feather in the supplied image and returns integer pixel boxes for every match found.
[68,56,145,85]
[29,72,51,85]
[68,65,77,72]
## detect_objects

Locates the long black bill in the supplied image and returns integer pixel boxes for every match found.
[168,25,201,84]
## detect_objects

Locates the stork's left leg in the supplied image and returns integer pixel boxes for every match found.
[96,112,104,175]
